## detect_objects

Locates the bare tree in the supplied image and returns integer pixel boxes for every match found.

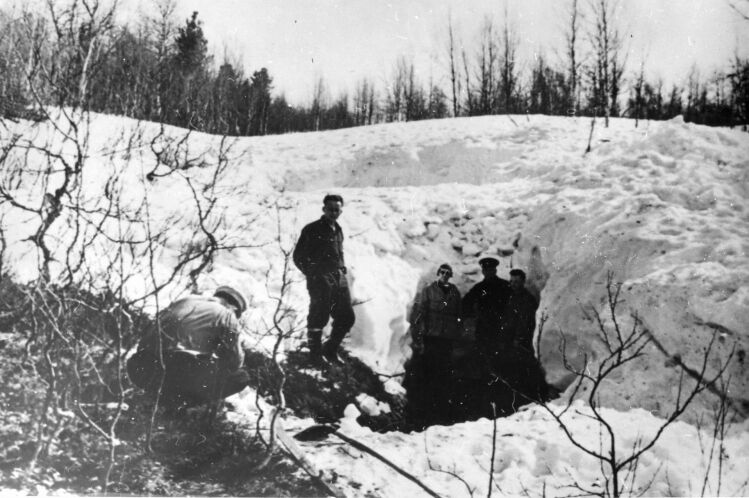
[535,272,734,498]
[386,56,409,121]
[0,5,262,489]
[631,58,646,126]
[253,202,304,470]
[462,47,475,115]
[353,78,376,126]
[446,9,461,117]
[498,6,520,114]
[475,15,498,115]
[587,0,626,126]
[563,0,584,114]
[310,75,327,131]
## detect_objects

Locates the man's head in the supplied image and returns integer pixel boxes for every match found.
[479,257,499,278]
[509,269,526,291]
[322,194,344,222]
[214,285,248,318]
[436,263,453,284]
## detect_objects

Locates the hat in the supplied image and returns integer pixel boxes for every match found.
[478,257,499,269]
[214,285,248,314]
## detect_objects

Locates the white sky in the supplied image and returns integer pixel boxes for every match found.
[153,0,748,104]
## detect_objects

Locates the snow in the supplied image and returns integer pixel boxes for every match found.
[2,111,749,496]
[233,390,749,498]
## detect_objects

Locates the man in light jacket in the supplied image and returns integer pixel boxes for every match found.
[410,263,463,425]
[127,286,250,409]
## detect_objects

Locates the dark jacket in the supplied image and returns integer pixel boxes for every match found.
[140,295,244,372]
[498,287,539,352]
[293,216,346,276]
[411,281,463,341]
[461,276,511,336]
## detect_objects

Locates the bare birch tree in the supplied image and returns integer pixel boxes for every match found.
[587,0,626,126]
[498,5,520,114]
[446,9,462,117]
[564,0,583,114]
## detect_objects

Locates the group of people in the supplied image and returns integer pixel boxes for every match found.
[126,193,546,427]
[405,257,544,427]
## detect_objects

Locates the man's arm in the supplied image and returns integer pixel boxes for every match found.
[461,286,478,318]
[292,226,310,275]
[217,311,244,372]
[410,286,429,351]
[338,224,345,270]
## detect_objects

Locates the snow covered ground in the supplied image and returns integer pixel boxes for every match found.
[2,111,748,495]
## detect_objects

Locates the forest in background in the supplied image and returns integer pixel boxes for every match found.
[0,0,747,136]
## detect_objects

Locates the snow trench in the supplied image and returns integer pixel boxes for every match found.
[2,113,747,423]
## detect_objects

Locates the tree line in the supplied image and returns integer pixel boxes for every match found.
[0,0,747,135]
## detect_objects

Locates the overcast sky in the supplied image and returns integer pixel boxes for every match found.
[175,0,748,104]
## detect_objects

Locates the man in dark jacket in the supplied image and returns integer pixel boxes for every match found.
[409,263,463,425]
[462,257,511,374]
[127,285,250,409]
[499,269,539,352]
[497,268,547,402]
[293,194,355,364]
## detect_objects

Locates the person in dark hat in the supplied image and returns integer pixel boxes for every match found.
[293,194,356,365]
[407,263,463,426]
[461,257,511,386]
[127,286,250,410]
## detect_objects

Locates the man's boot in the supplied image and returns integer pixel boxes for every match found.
[322,330,345,365]
[307,328,323,361]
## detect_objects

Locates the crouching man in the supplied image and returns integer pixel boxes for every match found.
[127,286,250,409]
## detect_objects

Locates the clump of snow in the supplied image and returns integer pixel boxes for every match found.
[355,393,391,417]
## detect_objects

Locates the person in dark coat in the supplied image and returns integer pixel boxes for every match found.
[497,269,547,402]
[127,286,250,409]
[499,269,539,352]
[461,257,511,376]
[409,263,463,426]
[293,194,355,364]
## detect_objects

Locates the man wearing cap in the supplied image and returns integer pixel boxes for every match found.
[127,286,250,408]
[462,257,511,376]
[293,194,355,365]
[408,263,463,426]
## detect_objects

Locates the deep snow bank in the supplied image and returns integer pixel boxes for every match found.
[1,112,747,421]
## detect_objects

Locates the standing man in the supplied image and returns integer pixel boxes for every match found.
[127,285,250,409]
[499,269,539,353]
[293,194,355,365]
[497,268,547,402]
[462,257,511,369]
[462,257,511,416]
[409,263,463,426]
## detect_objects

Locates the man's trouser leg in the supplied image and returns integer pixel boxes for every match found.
[164,353,250,405]
[423,337,453,424]
[323,271,355,358]
[306,274,333,358]
[307,328,323,357]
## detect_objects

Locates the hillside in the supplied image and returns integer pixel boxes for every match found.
[2,111,748,496]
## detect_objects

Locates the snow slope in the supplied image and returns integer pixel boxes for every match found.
[2,112,749,496]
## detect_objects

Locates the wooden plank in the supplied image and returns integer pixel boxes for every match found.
[275,421,348,498]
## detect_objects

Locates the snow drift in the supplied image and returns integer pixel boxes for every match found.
[2,111,749,495]
[2,112,747,421]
